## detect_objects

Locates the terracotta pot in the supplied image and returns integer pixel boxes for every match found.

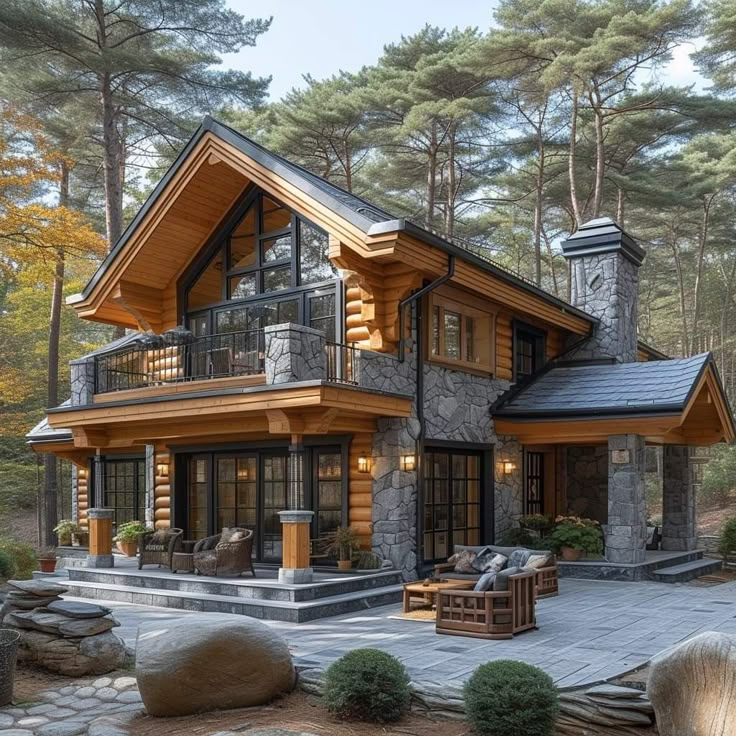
[39,558,57,573]
[561,546,584,562]
[116,540,138,557]
[337,559,352,571]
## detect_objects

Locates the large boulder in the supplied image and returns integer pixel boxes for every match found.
[136,613,295,717]
[648,631,736,736]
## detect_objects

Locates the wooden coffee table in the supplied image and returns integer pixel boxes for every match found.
[402,579,475,612]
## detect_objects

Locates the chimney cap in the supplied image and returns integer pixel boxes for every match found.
[561,217,645,266]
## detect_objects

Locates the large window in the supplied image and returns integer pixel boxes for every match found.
[514,322,546,383]
[184,190,339,318]
[100,458,146,527]
[428,291,495,374]
[423,450,482,563]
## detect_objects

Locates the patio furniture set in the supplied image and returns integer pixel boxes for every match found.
[402,543,559,640]
[138,527,256,577]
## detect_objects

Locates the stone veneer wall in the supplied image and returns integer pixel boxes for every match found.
[566,250,639,363]
[70,357,96,406]
[565,446,608,523]
[661,445,696,551]
[358,337,522,579]
[264,323,326,384]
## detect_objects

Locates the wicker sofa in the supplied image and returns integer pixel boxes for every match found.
[434,543,559,599]
[436,568,537,639]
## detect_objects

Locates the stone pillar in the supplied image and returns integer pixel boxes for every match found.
[87,508,114,568]
[662,445,696,551]
[278,510,314,584]
[264,323,326,384]
[70,356,96,406]
[605,434,647,564]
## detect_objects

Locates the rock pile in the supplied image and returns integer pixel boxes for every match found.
[1,581,126,676]
[557,684,655,735]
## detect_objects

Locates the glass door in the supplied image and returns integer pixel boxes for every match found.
[312,449,343,541]
[188,455,210,540]
[261,453,288,562]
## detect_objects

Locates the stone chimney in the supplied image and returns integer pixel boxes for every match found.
[561,217,645,363]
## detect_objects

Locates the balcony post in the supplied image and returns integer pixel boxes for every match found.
[86,508,114,568]
[264,323,326,384]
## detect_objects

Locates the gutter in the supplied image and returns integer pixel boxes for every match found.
[397,255,455,575]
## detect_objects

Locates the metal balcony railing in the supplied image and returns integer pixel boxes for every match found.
[325,341,361,386]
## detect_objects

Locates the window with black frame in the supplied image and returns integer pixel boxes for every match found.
[100,458,146,527]
[184,191,340,342]
[514,323,546,383]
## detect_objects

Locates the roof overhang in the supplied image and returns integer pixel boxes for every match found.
[494,362,735,446]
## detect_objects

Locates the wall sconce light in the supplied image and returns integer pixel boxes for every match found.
[401,454,416,472]
[237,467,250,481]
[501,460,516,475]
[156,463,169,478]
[357,455,371,473]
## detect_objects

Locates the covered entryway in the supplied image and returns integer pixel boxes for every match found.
[495,353,735,566]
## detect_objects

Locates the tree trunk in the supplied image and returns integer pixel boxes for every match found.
[591,90,605,219]
[568,93,583,228]
[43,162,69,546]
[426,122,437,230]
[533,121,545,285]
[671,238,690,354]
[344,140,352,193]
[616,186,625,225]
[692,194,715,349]
[444,124,456,239]
[542,226,559,297]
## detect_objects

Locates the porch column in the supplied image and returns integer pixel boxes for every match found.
[86,508,114,568]
[662,445,696,551]
[278,437,314,584]
[605,434,646,564]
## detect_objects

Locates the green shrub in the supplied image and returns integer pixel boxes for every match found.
[497,527,536,547]
[0,538,37,579]
[0,462,38,513]
[464,660,559,736]
[701,443,736,508]
[0,549,16,580]
[324,648,410,723]
[718,516,736,560]
[353,550,382,569]
[550,516,603,555]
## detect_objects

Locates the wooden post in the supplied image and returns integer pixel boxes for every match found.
[86,508,114,568]
[278,510,314,584]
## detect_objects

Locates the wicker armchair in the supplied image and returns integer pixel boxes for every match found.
[193,527,255,577]
[138,528,183,570]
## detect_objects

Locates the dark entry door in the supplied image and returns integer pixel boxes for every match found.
[525,451,545,515]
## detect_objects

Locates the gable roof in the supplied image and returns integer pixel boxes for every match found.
[70,116,595,329]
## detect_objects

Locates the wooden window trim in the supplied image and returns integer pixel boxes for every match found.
[426,291,496,375]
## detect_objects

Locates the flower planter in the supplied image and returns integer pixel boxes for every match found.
[116,540,138,557]
[57,535,72,547]
[38,558,57,573]
[337,559,352,571]
[561,546,584,562]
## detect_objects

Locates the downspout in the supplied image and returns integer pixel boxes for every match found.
[398,256,455,573]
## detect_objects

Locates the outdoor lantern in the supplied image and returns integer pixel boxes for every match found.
[357,455,371,473]
[156,463,168,478]
[501,460,516,475]
[401,454,416,472]
[237,466,250,481]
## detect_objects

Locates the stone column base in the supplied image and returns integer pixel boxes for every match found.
[278,509,314,585]
[278,566,314,584]
[87,554,114,568]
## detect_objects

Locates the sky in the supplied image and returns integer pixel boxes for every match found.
[225,0,707,102]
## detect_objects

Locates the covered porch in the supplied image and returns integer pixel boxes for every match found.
[495,353,735,566]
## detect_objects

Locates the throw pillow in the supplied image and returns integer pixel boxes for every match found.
[450,549,477,574]
[220,527,235,544]
[493,566,522,592]
[229,530,246,542]
[471,546,494,572]
[525,553,552,570]
[508,548,531,568]
[473,571,497,592]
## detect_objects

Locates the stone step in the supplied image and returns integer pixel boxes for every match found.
[653,558,723,583]
[66,567,403,603]
[63,579,403,623]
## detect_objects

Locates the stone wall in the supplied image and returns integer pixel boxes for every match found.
[357,335,522,578]
[661,445,696,551]
[566,250,639,364]
[565,445,608,523]
[70,357,96,406]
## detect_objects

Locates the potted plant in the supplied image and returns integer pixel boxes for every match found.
[328,527,360,571]
[519,514,554,537]
[38,547,57,573]
[72,524,89,548]
[550,515,603,561]
[53,519,78,547]
[113,520,149,557]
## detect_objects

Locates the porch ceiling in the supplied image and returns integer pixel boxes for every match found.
[44,382,411,450]
[494,355,734,446]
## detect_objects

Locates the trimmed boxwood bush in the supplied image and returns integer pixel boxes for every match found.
[0,549,15,580]
[464,660,559,736]
[323,648,410,722]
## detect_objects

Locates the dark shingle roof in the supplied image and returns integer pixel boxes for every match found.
[494,354,712,419]
[26,400,72,443]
